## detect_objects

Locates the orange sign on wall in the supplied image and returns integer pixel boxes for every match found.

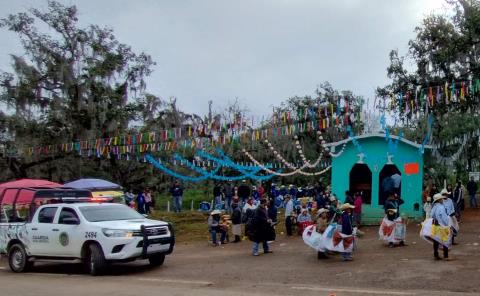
[404,162,419,175]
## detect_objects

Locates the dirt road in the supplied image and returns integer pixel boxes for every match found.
[1,210,480,296]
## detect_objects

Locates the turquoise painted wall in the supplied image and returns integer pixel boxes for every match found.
[331,136,424,224]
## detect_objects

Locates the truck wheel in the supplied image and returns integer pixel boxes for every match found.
[85,244,106,276]
[8,244,32,273]
[148,254,165,266]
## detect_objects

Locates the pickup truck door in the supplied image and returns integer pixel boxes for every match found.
[27,206,59,256]
[53,207,82,257]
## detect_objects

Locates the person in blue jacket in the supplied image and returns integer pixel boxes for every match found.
[270,183,279,199]
[136,191,145,214]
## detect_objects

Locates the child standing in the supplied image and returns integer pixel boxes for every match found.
[424,196,432,219]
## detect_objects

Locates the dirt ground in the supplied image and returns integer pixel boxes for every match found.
[1,209,480,296]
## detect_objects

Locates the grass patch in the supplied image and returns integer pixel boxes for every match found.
[150,211,210,243]
[153,189,211,212]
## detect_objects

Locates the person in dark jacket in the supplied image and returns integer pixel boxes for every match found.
[213,183,223,209]
[267,198,278,223]
[136,191,145,214]
[250,199,274,256]
[315,191,326,210]
[467,177,478,208]
[170,181,184,213]
[344,190,354,205]
[238,180,251,205]
[231,203,242,243]
[224,182,234,213]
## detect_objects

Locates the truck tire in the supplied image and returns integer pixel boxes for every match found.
[148,253,165,266]
[85,243,106,276]
[8,243,33,273]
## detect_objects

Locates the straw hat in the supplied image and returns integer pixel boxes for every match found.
[340,203,355,210]
[210,210,222,215]
[433,193,446,203]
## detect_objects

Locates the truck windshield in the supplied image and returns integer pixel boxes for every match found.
[79,205,144,222]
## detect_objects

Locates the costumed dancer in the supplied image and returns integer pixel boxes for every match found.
[420,193,453,260]
[382,193,406,247]
[302,203,356,262]
[316,208,329,259]
[339,203,355,261]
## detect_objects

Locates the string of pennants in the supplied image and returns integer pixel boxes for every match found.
[381,78,480,115]
[23,105,360,157]
[431,129,480,149]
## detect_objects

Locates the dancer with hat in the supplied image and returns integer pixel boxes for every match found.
[381,193,406,247]
[316,208,329,259]
[424,193,453,260]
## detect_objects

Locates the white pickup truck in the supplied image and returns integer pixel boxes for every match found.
[0,189,175,275]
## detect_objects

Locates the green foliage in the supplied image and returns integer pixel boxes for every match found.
[379,0,480,175]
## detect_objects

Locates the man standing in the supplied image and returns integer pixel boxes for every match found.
[170,181,183,213]
[284,195,294,236]
[467,177,478,209]
[250,199,274,256]
[224,181,234,213]
[453,181,465,222]
[213,182,223,209]
[238,180,251,205]
[231,202,242,243]
[344,190,354,205]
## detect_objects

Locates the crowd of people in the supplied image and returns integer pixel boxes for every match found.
[167,175,479,261]
[204,179,366,260]
[124,188,155,214]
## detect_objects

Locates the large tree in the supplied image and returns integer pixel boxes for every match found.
[377,0,480,177]
[0,1,154,179]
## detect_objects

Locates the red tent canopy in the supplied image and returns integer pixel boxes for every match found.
[0,179,61,189]
[0,179,62,204]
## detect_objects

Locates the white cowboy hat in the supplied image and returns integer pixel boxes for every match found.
[433,193,446,203]
[317,208,329,216]
[340,203,355,211]
[210,210,222,215]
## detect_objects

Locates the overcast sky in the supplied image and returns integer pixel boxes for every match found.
[0,0,447,118]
